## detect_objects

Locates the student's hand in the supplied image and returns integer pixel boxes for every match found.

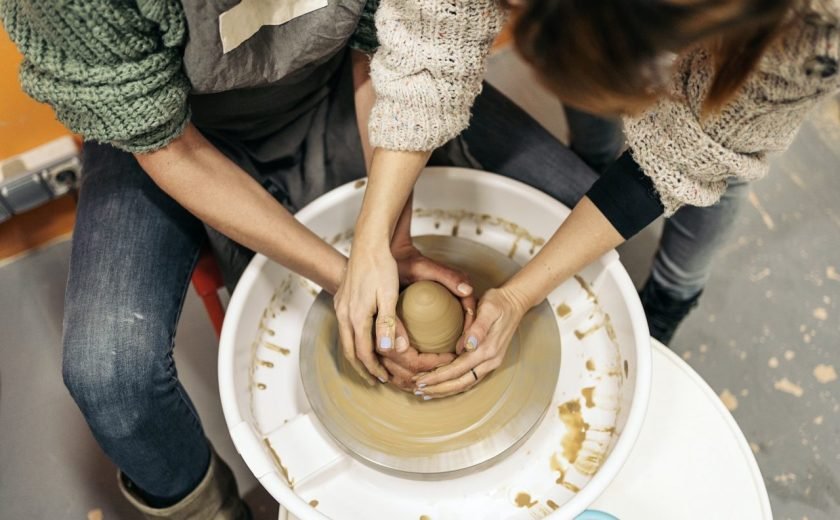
[413,285,530,398]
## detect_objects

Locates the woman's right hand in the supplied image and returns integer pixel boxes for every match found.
[333,240,399,386]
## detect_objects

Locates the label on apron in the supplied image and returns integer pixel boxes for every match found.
[219,0,329,54]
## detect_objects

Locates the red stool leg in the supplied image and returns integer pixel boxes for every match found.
[191,245,226,339]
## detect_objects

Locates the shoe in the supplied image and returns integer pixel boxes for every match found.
[119,449,252,520]
[639,277,702,345]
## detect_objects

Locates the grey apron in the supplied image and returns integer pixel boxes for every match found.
[177,0,368,287]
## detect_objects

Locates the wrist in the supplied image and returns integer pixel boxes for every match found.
[501,277,546,312]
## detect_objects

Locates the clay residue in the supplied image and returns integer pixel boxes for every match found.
[561,481,581,493]
[419,516,431,520]
[719,389,738,411]
[514,492,537,508]
[813,307,828,320]
[256,383,267,390]
[556,303,572,318]
[262,341,290,356]
[814,364,838,384]
[309,499,319,508]
[558,400,589,463]
[624,359,629,378]
[581,387,596,408]
[546,499,560,510]
[263,438,295,488]
[774,378,804,397]
[768,357,779,368]
[585,359,596,371]
[258,359,275,368]
[354,179,366,189]
[826,265,840,281]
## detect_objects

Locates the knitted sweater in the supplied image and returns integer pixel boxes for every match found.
[625,0,840,215]
[0,0,503,154]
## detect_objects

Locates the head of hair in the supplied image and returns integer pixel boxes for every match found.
[510,0,795,116]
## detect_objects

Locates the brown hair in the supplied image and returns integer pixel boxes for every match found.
[511,0,795,116]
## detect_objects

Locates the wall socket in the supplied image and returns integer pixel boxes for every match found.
[0,136,81,223]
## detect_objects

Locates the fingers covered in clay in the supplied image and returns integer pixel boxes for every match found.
[420,359,501,398]
[336,310,376,386]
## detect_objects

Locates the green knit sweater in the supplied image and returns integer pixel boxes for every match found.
[1,0,191,153]
[0,0,379,153]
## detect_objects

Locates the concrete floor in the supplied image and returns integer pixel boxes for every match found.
[1,50,838,519]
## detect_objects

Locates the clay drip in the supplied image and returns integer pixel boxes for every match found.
[398,281,464,353]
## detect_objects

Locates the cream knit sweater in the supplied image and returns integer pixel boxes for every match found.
[369,0,506,151]
[625,0,840,215]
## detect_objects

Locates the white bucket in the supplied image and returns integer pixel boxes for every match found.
[219,168,651,520]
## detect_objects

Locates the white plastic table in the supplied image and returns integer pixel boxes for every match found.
[278,340,771,519]
[587,340,771,519]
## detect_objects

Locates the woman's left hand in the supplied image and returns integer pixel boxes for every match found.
[413,285,530,398]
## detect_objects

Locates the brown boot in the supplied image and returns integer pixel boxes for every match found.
[119,450,252,520]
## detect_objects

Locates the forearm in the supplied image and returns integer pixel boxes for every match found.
[136,124,346,293]
[356,148,430,245]
[505,197,625,308]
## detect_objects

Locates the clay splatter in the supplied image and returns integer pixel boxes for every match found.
[813,364,838,384]
[768,357,780,368]
[309,500,319,508]
[748,192,775,230]
[750,442,760,454]
[784,350,796,361]
[624,359,629,378]
[750,267,771,282]
[586,359,596,371]
[420,516,432,520]
[263,438,295,488]
[258,359,275,368]
[813,307,828,321]
[826,266,840,282]
[354,179,366,189]
[558,400,589,463]
[546,499,560,510]
[719,389,738,411]
[814,416,824,425]
[581,387,596,408]
[514,492,537,508]
[774,378,804,397]
[556,303,572,318]
[263,342,291,356]
[87,510,103,520]
[257,383,267,390]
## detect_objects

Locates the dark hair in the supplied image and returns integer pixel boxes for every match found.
[511,0,795,115]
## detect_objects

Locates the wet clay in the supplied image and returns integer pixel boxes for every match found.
[398,281,464,353]
[299,235,562,475]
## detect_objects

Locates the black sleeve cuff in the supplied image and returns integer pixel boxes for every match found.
[585,150,664,239]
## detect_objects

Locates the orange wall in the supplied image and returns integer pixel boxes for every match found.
[0,25,71,160]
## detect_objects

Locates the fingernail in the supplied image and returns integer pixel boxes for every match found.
[466,336,478,351]
[417,383,427,389]
[378,376,387,383]
[395,336,408,352]
[379,337,392,350]
[457,283,472,295]
[423,395,432,401]
[414,390,424,396]
[466,307,474,316]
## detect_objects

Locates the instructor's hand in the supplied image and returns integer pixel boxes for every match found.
[414,285,530,398]
[334,241,398,385]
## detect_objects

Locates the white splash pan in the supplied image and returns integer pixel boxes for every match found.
[219,167,652,520]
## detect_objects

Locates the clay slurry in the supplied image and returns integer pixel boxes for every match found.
[398,280,464,354]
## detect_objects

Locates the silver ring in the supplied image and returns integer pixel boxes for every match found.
[470,368,478,381]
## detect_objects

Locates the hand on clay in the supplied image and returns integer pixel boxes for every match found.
[334,237,475,387]
[413,285,530,399]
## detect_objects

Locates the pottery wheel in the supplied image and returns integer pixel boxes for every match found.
[299,235,562,478]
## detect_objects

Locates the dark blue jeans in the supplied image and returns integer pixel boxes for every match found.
[61,84,598,506]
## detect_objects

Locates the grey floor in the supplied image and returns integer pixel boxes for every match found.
[1,49,838,520]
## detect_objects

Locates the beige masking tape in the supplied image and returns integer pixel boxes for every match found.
[219,0,329,54]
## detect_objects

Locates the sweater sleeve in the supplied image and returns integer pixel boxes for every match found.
[368,0,506,151]
[0,0,191,153]
[624,7,840,217]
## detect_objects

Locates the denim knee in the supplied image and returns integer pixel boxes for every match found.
[62,313,163,442]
